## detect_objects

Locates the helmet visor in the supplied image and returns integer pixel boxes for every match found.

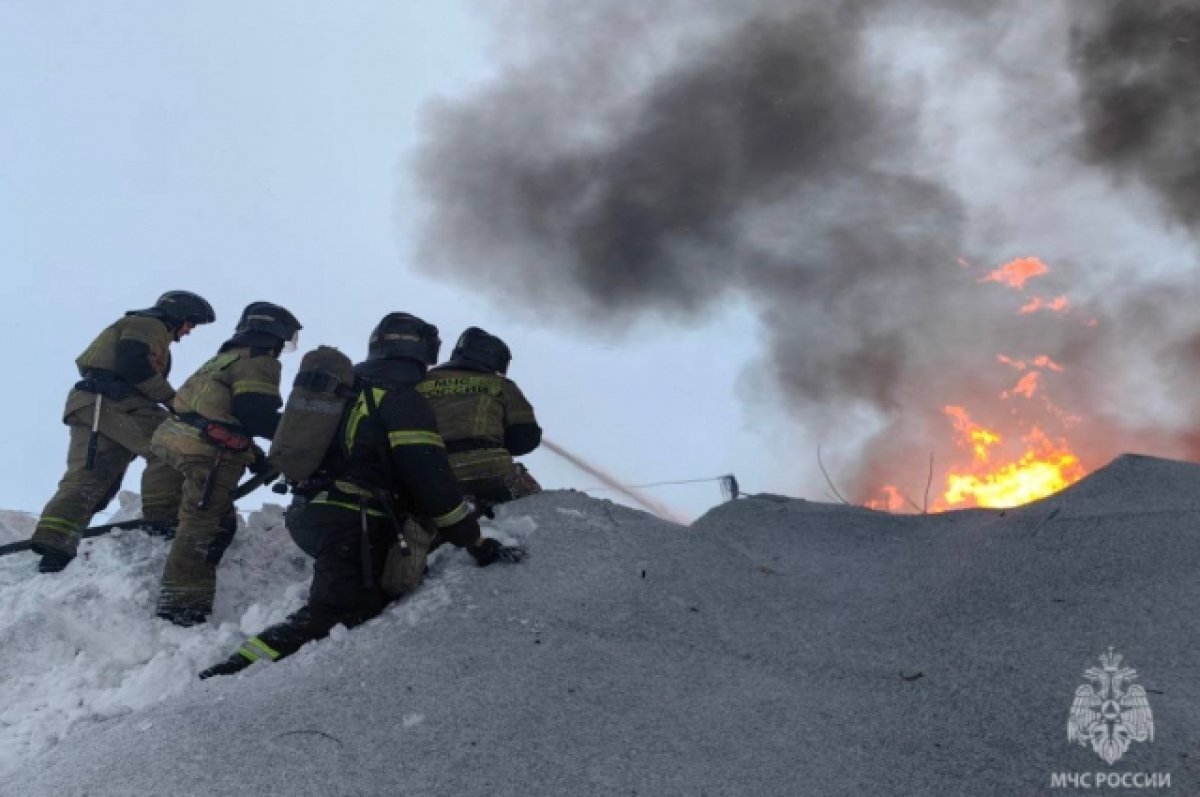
[283,330,300,354]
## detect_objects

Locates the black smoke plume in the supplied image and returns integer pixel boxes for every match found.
[411,0,1200,503]
[1070,1,1200,230]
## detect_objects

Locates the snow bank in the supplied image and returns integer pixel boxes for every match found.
[0,494,312,772]
[1,459,1198,796]
[0,509,36,546]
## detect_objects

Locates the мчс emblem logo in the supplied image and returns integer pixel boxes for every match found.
[1067,647,1154,765]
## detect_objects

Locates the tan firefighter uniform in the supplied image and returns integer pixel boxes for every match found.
[152,346,282,624]
[416,366,542,502]
[32,314,185,558]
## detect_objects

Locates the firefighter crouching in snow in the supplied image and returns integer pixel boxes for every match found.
[417,327,543,508]
[199,312,525,678]
[31,291,216,574]
[151,302,301,627]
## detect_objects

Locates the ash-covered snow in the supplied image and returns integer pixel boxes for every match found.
[0,455,1197,796]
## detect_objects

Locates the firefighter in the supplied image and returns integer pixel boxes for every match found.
[30,291,216,574]
[417,327,543,508]
[199,312,524,678]
[152,301,301,627]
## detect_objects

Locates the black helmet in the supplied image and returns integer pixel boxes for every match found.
[235,301,302,342]
[367,312,441,365]
[154,291,216,325]
[450,327,512,374]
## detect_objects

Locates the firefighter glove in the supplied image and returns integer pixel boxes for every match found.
[470,537,526,567]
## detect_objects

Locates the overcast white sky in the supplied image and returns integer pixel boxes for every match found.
[0,2,795,522]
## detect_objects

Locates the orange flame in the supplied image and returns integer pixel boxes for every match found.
[1011,371,1040,399]
[1019,295,1070,314]
[866,254,1087,513]
[998,354,1063,373]
[980,257,1049,290]
[939,408,1085,509]
[865,485,906,512]
[944,405,1001,461]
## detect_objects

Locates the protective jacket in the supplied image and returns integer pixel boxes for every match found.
[416,361,541,486]
[154,334,284,459]
[311,358,476,540]
[65,311,177,418]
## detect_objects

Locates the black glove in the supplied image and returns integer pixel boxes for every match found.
[469,537,526,567]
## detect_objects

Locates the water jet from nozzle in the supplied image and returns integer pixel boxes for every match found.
[543,438,687,524]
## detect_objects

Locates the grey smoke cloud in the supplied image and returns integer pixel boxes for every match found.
[413,2,934,317]
[1070,0,1200,231]
[411,0,1200,502]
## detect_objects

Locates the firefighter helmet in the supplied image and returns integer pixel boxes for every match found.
[450,327,511,375]
[367,312,441,365]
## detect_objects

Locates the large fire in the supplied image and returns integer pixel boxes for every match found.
[866,255,1090,512]
[939,407,1086,509]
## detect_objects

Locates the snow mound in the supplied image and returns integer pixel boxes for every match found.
[0,509,36,546]
[0,500,312,773]
[1,461,1199,796]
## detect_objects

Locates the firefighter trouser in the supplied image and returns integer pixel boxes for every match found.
[32,402,181,557]
[458,462,542,505]
[233,503,394,665]
[153,443,243,619]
